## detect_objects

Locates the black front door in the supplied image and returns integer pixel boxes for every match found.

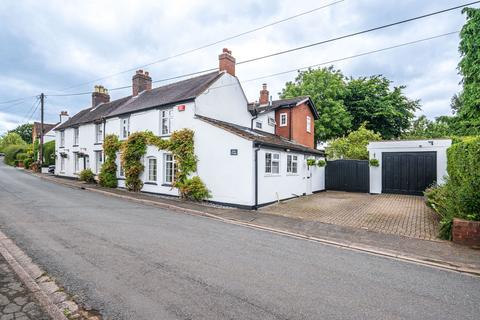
[382,152,437,195]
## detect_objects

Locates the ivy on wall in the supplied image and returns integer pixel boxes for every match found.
[117,129,211,200]
[99,134,120,188]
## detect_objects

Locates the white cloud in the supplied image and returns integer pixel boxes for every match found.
[0,0,477,126]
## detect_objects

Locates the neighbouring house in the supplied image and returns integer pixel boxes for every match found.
[55,48,324,209]
[32,121,58,144]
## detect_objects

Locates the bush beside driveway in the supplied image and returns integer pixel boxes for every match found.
[260,191,439,240]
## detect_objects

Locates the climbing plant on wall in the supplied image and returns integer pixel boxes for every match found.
[99,134,120,188]
[121,129,211,200]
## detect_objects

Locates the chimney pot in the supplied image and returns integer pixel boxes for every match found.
[219,48,236,76]
[132,70,152,96]
[92,85,110,107]
[259,83,269,105]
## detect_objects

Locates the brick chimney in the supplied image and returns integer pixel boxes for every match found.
[219,48,235,76]
[132,70,152,96]
[59,111,69,124]
[259,83,269,105]
[92,85,110,107]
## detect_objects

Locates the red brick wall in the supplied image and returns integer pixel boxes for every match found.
[274,103,315,148]
[452,218,480,246]
[275,107,291,140]
[291,102,314,148]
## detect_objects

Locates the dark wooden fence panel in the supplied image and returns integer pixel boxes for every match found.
[325,160,369,193]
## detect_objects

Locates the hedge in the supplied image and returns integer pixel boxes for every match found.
[3,145,28,166]
[425,136,480,239]
[43,141,55,166]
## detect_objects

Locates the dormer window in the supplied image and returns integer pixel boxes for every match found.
[280,113,288,127]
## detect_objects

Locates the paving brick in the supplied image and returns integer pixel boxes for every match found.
[261,191,439,240]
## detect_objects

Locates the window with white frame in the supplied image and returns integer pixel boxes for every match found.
[95,151,103,174]
[147,157,157,182]
[121,117,130,139]
[306,116,311,133]
[60,157,65,172]
[73,152,79,173]
[287,155,298,174]
[160,109,173,135]
[268,117,276,126]
[265,152,280,174]
[73,127,79,145]
[95,123,103,143]
[60,131,65,147]
[255,121,262,129]
[280,113,288,127]
[163,154,174,184]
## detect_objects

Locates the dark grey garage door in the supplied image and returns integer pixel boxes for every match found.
[382,152,437,195]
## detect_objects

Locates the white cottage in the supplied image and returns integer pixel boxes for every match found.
[55,49,325,209]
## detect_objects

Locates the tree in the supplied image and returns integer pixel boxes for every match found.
[402,115,453,139]
[326,124,382,160]
[454,7,480,135]
[280,67,352,142]
[0,132,26,152]
[344,76,419,139]
[8,123,33,144]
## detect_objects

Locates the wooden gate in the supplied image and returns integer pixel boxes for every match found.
[325,160,369,193]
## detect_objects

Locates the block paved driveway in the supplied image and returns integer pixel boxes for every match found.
[261,191,439,240]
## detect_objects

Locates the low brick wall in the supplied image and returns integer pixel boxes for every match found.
[452,218,480,246]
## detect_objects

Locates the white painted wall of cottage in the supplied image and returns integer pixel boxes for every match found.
[257,148,325,205]
[195,73,251,127]
[367,139,452,194]
[254,111,276,134]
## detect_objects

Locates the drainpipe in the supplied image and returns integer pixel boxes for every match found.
[254,144,260,210]
[102,118,106,141]
[289,107,292,140]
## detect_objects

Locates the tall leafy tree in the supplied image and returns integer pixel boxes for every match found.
[402,115,453,139]
[344,76,419,139]
[280,67,352,142]
[0,132,26,151]
[8,123,33,144]
[455,7,480,134]
[326,123,382,160]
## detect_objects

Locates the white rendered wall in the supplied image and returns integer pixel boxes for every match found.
[367,139,452,194]
[257,148,325,205]
[254,111,276,134]
[195,73,251,127]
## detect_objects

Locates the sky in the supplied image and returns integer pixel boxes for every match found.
[0,0,478,134]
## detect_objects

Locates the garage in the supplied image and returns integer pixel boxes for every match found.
[367,139,451,196]
[382,152,436,195]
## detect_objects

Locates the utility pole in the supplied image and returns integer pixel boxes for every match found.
[39,93,44,167]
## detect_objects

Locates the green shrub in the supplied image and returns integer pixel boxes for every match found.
[306,159,316,166]
[176,176,211,201]
[79,168,95,183]
[43,141,55,166]
[425,136,480,239]
[99,135,120,188]
[369,158,379,167]
[16,153,28,161]
[317,159,326,167]
[23,158,33,169]
[3,145,28,166]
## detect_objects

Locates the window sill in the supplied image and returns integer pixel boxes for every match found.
[159,134,171,138]
[59,146,65,149]
[94,142,103,145]
[264,174,281,177]
[161,183,173,187]
[117,177,125,180]
[72,145,79,147]
[144,181,158,185]
[286,173,299,176]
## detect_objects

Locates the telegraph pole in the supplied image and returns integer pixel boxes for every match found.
[39,93,44,167]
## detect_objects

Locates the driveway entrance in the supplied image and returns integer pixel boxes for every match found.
[260,191,439,240]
